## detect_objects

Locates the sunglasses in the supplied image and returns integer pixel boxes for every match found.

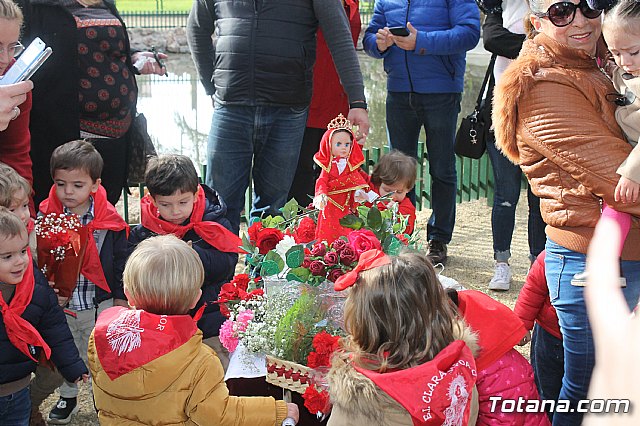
[534,0,602,27]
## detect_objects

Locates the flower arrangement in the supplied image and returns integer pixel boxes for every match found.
[302,331,340,417]
[35,213,89,298]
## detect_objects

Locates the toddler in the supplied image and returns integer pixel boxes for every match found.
[0,163,34,255]
[370,150,418,234]
[313,114,376,244]
[89,234,298,425]
[38,140,129,424]
[128,154,240,370]
[328,250,479,425]
[0,207,87,426]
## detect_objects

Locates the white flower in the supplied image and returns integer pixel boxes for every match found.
[274,235,296,262]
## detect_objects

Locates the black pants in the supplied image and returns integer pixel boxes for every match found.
[531,324,564,422]
[288,127,325,207]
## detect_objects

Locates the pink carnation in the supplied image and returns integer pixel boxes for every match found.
[219,319,239,352]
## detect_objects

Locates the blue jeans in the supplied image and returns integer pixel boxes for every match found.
[486,137,546,262]
[545,239,640,426]
[0,386,30,426]
[206,103,309,233]
[386,92,460,243]
[530,324,563,422]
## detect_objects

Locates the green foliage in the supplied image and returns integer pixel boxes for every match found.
[260,251,284,276]
[281,199,299,221]
[339,214,365,230]
[285,245,304,268]
[274,292,324,364]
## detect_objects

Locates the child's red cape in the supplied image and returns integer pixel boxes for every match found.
[39,185,129,293]
[354,340,477,426]
[0,251,52,362]
[94,306,201,380]
[140,185,241,253]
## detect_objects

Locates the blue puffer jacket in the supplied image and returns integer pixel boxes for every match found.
[0,267,87,385]
[128,184,238,339]
[363,0,480,94]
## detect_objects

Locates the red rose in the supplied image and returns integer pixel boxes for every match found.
[324,251,338,266]
[294,217,316,244]
[302,257,311,268]
[309,260,326,276]
[347,229,382,257]
[256,227,284,254]
[247,222,263,244]
[231,274,250,291]
[327,268,345,283]
[310,242,327,257]
[331,238,348,252]
[339,246,357,266]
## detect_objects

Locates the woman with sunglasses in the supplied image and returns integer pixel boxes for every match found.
[493,0,640,425]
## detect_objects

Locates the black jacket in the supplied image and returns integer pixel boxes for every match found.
[128,185,238,338]
[482,12,526,60]
[95,228,128,306]
[0,267,88,385]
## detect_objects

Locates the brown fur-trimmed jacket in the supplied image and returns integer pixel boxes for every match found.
[492,33,640,259]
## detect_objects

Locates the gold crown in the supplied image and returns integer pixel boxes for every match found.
[327,113,352,131]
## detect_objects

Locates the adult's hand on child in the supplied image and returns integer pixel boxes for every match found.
[614,176,640,204]
[584,217,640,425]
[375,27,395,53]
[285,403,299,424]
[394,22,418,51]
[0,81,33,131]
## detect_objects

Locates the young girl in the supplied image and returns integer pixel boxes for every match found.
[369,150,417,234]
[313,114,376,244]
[328,250,479,425]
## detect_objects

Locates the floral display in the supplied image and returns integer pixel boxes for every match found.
[35,213,89,298]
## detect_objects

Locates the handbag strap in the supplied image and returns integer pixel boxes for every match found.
[475,53,498,109]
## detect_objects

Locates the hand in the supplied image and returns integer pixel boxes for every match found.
[348,108,369,145]
[0,81,33,131]
[131,52,167,76]
[584,217,640,425]
[354,189,367,203]
[113,298,129,308]
[57,296,69,307]
[394,22,418,51]
[517,330,531,346]
[286,403,300,424]
[614,176,640,204]
[313,194,328,210]
[375,27,395,53]
[75,373,90,384]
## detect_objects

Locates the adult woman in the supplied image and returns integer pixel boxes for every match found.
[493,1,640,425]
[16,0,165,207]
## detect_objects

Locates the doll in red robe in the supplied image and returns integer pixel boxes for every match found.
[313,114,377,243]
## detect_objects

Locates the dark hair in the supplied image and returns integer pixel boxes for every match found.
[50,140,103,182]
[370,150,418,189]
[145,155,199,196]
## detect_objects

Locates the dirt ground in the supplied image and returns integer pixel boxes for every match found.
[37,193,533,425]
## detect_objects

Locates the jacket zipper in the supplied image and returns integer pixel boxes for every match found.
[404,0,414,92]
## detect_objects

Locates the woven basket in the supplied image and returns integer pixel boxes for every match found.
[265,355,313,394]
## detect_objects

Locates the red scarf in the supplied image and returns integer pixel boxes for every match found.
[0,252,52,362]
[313,127,365,174]
[39,185,129,293]
[355,340,477,426]
[140,185,241,253]
[94,306,201,380]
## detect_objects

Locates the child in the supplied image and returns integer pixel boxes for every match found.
[370,150,418,234]
[328,250,479,425]
[513,251,563,422]
[0,207,88,426]
[313,114,376,244]
[128,154,240,370]
[447,289,550,426]
[88,234,298,425]
[38,140,129,424]
[0,163,35,255]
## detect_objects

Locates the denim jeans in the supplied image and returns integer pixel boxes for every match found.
[0,386,30,426]
[545,238,640,426]
[206,103,309,233]
[386,92,460,243]
[486,137,546,262]
[530,324,563,422]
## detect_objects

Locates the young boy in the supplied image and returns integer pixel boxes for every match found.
[0,208,88,426]
[38,140,129,424]
[370,150,418,235]
[88,235,298,425]
[0,163,34,254]
[128,155,240,370]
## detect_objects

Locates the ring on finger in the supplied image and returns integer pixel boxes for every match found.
[10,106,20,121]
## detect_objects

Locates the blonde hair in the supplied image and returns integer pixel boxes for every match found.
[0,0,23,24]
[0,206,26,240]
[342,251,460,372]
[0,163,31,209]
[603,0,640,36]
[124,235,204,315]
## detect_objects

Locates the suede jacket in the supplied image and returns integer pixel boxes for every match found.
[493,33,640,259]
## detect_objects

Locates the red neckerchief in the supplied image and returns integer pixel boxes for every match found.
[140,185,241,253]
[457,290,527,371]
[355,340,477,426]
[39,185,129,293]
[27,218,34,235]
[94,306,202,380]
[0,251,52,362]
[334,249,391,291]
[313,127,365,174]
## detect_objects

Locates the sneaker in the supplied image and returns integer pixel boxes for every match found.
[427,240,448,265]
[489,262,512,291]
[48,397,78,425]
